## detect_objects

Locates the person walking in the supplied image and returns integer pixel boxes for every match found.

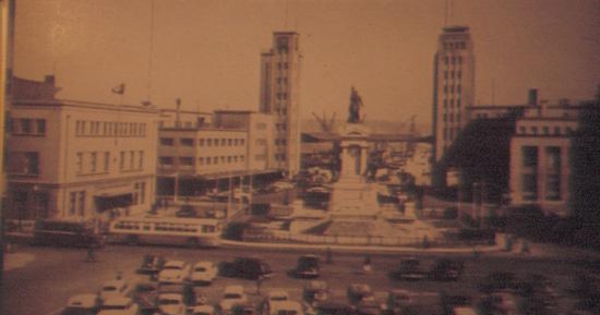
[362,254,372,274]
[85,239,96,262]
[256,275,264,295]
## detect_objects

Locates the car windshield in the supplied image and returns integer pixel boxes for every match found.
[159,299,181,305]
[102,305,127,310]
[164,265,182,270]
[195,267,207,272]
[102,286,117,292]
[271,296,288,301]
[224,293,242,299]
[61,308,94,315]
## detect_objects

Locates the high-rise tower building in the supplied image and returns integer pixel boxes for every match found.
[432,26,475,166]
[259,31,301,177]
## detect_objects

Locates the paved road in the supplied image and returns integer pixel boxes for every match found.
[2,243,598,315]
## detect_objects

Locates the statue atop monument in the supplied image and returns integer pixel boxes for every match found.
[348,86,364,124]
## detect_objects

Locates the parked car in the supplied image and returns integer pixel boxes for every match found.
[383,289,413,314]
[219,257,274,280]
[98,279,130,302]
[138,254,166,276]
[97,296,139,315]
[269,300,304,315]
[219,285,248,315]
[189,261,218,285]
[312,301,357,315]
[347,284,375,305]
[59,293,102,315]
[262,289,290,315]
[158,260,191,284]
[389,258,429,281]
[191,305,216,315]
[478,271,526,294]
[290,255,320,279]
[157,292,186,315]
[303,280,330,303]
[430,259,464,281]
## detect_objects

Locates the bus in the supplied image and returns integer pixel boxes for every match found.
[107,216,222,248]
[31,219,105,248]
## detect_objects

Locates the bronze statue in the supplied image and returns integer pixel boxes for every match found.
[348,86,364,123]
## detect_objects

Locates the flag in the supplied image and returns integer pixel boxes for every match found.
[111,83,125,95]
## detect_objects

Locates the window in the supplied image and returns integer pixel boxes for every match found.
[553,127,561,135]
[120,151,125,170]
[104,152,110,171]
[207,138,212,146]
[180,157,194,166]
[522,174,538,201]
[546,147,561,173]
[129,151,135,169]
[228,139,233,146]
[199,139,205,146]
[138,151,144,169]
[21,119,32,133]
[519,126,527,134]
[180,138,194,146]
[221,138,226,146]
[256,123,267,130]
[522,146,538,168]
[213,157,218,164]
[7,152,40,175]
[76,152,83,173]
[199,157,205,165]
[159,156,174,165]
[542,126,549,135]
[160,138,174,146]
[90,152,97,172]
[35,119,46,135]
[214,138,219,146]
[531,126,538,135]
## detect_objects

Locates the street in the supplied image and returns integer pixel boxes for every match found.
[2,243,598,315]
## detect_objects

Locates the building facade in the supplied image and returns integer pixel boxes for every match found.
[156,110,275,197]
[509,99,582,216]
[432,26,475,166]
[259,31,301,177]
[6,77,158,220]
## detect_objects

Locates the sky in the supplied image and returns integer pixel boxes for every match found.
[12,0,600,131]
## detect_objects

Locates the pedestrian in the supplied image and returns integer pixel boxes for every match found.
[362,254,372,274]
[326,247,332,264]
[85,239,96,262]
[116,270,123,280]
[256,274,264,295]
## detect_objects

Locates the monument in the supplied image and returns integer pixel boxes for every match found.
[324,87,385,236]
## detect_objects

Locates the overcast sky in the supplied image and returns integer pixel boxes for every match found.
[13,0,600,129]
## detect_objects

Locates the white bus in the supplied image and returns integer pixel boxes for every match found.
[107,217,222,248]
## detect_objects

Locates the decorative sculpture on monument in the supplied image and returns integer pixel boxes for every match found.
[348,86,364,124]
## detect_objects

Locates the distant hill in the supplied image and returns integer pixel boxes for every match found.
[301,118,429,136]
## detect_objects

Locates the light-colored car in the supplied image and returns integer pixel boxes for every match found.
[97,296,139,315]
[303,280,329,303]
[190,304,216,315]
[60,293,102,315]
[346,283,375,304]
[189,261,218,285]
[262,289,290,315]
[157,292,186,315]
[158,260,190,284]
[219,285,248,314]
[270,301,304,315]
[99,279,130,302]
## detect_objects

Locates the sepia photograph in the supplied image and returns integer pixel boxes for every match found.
[1,0,600,314]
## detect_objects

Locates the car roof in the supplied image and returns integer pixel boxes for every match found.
[67,294,99,307]
[224,285,245,293]
[268,289,289,298]
[102,279,126,288]
[306,280,328,288]
[191,305,215,313]
[194,261,214,268]
[158,293,184,300]
[102,296,132,306]
[271,301,303,312]
[349,283,372,291]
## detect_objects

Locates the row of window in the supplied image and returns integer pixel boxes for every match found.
[277,62,289,70]
[444,41,467,50]
[276,92,289,100]
[277,77,288,85]
[275,123,287,131]
[274,153,287,161]
[75,120,148,137]
[159,155,247,166]
[442,127,460,141]
[443,98,462,109]
[517,125,574,136]
[521,146,561,171]
[160,137,246,147]
[521,174,561,201]
[76,150,144,174]
[7,151,39,175]
[443,84,462,94]
[9,118,46,136]
[443,55,464,65]
[442,112,462,124]
[443,70,462,80]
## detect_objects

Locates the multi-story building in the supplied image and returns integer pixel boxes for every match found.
[156,110,275,197]
[6,76,158,220]
[259,31,301,178]
[509,93,588,216]
[432,26,475,167]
